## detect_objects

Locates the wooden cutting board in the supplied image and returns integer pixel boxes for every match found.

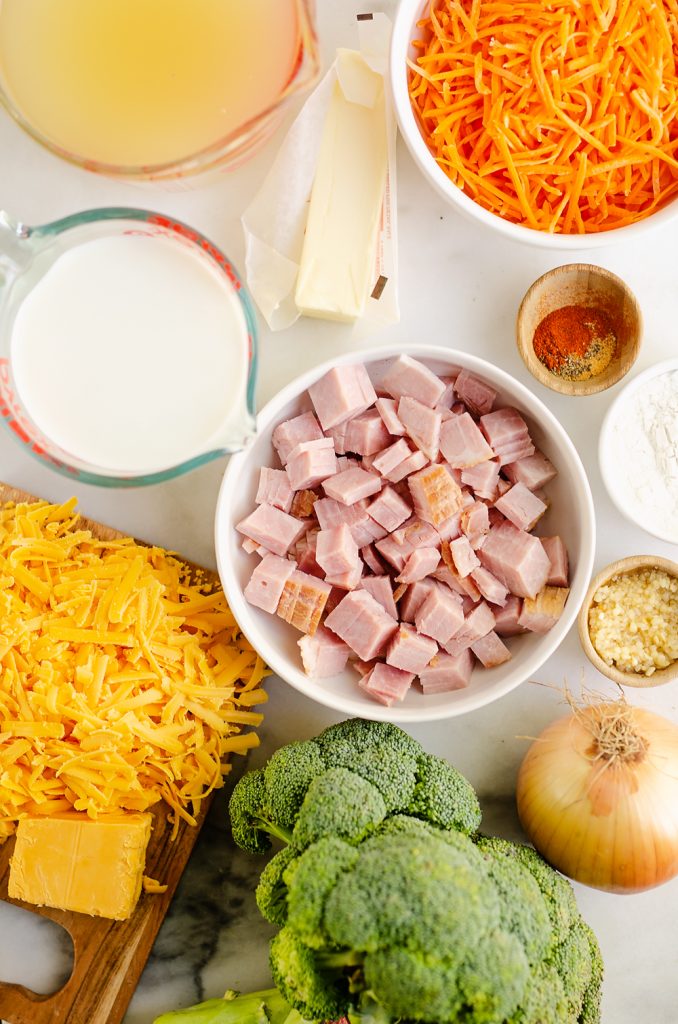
[0,484,221,1024]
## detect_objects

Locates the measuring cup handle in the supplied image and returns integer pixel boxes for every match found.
[0,211,32,284]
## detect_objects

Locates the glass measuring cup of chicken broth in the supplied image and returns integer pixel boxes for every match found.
[0,0,319,180]
[0,208,257,485]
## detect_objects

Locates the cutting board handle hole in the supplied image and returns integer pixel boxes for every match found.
[0,903,74,995]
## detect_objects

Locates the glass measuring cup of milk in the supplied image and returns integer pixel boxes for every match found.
[0,0,319,181]
[0,208,258,486]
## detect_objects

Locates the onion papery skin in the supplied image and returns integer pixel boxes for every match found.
[516,707,678,894]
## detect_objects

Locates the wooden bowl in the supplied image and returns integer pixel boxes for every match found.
[578,555,678,688]
[516,264,642,396]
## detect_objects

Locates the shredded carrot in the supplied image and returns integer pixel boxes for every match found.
[408,0,678,233]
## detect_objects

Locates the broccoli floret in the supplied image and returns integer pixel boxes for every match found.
[292,768,387,849]
[579,922,604,1024]
[323,831,499,957]
[549,919,594,1020]
[511,844,580,948]
[229,769,292,854]
[256,845,298,926]
[408,753,482,835]
[284,837,359,949]
[475,836,552,966]
[269,927,352,1022]
[375,812,472,853]
[457,929,530,1024]
[264,741,326,831]
[315,718,423,761]
[363,948,464,1023]
[506,962,569,1024]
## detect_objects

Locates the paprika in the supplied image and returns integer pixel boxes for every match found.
[533,305,617,381]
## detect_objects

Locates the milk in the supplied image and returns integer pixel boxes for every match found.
[10,234,251,473]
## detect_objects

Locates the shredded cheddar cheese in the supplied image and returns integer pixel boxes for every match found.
[0,499,269,842]
[408,0,678,233]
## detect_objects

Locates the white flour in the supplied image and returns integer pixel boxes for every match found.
[609,369,678,542]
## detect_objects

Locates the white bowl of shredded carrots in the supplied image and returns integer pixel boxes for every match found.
[391,0,678,246]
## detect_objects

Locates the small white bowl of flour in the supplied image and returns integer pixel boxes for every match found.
[600,359,678,544]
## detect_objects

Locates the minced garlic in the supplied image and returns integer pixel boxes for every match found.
[588,568,678,676]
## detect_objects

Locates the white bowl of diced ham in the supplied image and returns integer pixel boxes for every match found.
[215,347,595,722]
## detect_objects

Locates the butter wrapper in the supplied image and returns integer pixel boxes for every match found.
[242,13,398,335]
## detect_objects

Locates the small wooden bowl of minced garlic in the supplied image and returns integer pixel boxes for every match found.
[578,556,678,687]
[516,264,642,397]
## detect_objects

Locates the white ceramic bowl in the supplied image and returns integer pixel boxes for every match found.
[215,345,595,722]
[390,0,678,250]
[599,358,678,545]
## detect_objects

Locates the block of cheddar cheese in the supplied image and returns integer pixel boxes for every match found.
[8,812,152,920]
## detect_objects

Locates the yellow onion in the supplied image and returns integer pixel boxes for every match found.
[516,700,678,893]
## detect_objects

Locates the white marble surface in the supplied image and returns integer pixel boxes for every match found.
[1,1,678,1021]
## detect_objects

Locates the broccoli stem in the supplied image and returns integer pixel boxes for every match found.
[254,814,294,846]
[316,950,365,970]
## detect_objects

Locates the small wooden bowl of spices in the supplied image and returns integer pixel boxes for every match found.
[516,264,642,396]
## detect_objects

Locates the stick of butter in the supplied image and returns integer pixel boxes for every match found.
[8,812,152,920]
[294,49,388,323]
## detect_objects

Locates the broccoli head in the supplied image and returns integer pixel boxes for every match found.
[229,720,481,856]
[221,720,603,1024]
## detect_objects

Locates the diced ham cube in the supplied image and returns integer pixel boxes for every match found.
[397,546,441,584]
[419,649,474,692]
[387,623,438,674]
[479,522,550,599]
[277,570,332,634]
[242,537,265,555]
[541,536,569,588]
[308,363,377,431]
[436,510,462,543]
[336,455,360,471]
[415,583,464,644]
[367,486,412,533]
[323,467,382,505]
[493,595,527,637]
[439,413,494,468]
[449,535,480,577]
[480,407,531,454]
[359,662,414,706]
[371,438,413,477]
[236,503,307,557]
[471,631,512,668]
[495,482,547,532]
[384,449,429,483]
[327,421,348,456]
[361,543,387,575]
[351,659,377,677]
[435,377,456,410]
[435,556,482,601]
[316,524,361,577]
[470,566,509,607]
[256,467,294,513]
[344,410,392,457]
[291,489,319,519]
[408,464,462,527]
[398,518,441,548]
[325,564,363,591]
[399,579,435,622]
[504,449,557,490]
[497,441,536,467]
[460,502,490,547]
[360,576,398,619]
[272,411,323,465]
[381,354,446,408]
[398,397,442,460]
[324,590,399,661]
[296,537,324,578]
[244,554,297,613]
[518,586,570,633]
[286,438,338,490]
[298,626,351,678]
[443,601,496,654]
[461,460,500,501]
[375,397,406,436]
[454,368,497,416]
[496,478,511,498]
